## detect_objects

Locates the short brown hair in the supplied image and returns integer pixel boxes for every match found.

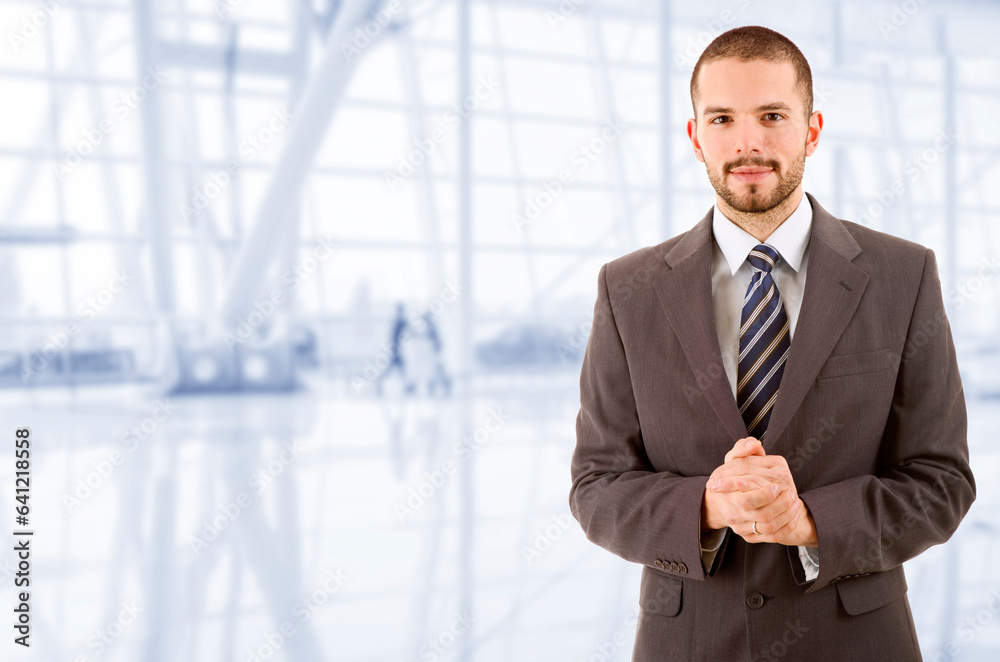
[690,26,813,120]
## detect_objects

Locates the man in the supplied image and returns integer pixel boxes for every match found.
[568,26,975,661]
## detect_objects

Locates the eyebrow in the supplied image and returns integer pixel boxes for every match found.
[703,102,793,115]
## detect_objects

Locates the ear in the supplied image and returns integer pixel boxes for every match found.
[805,110,823,157]
[687,118,705,163]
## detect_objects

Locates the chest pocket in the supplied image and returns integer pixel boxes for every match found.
[817,348,893,380]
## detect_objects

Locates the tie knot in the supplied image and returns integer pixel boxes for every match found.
[747,244,780,273]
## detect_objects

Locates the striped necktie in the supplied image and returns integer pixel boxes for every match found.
[737,244,791,440]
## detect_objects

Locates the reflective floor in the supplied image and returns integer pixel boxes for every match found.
[0,375,997,661]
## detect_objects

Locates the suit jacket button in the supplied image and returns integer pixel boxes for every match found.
[746,592,765,610]
[669,562,679,572]
[655,560,664,570]
[678,562,688,574]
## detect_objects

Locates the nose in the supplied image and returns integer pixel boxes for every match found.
[732,120,765,155]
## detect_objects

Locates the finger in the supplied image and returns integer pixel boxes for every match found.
[711,462,798,493]
[752,507,801,543]
[710,483,787,530]
[748,494,801,534]
[740,503,802,543]
[729,483,794,517]
[724,437,754,462]
[708,474,774,496]
[724,437,765,463]
[726,454,791,472]
[715,456,797,485]
[725,486,797,529]
[741,482,784,509]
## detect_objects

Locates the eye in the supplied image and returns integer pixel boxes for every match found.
[709,115,731,124]
[762,113,784,122]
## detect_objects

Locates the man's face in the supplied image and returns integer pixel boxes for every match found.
[686,58,821,214]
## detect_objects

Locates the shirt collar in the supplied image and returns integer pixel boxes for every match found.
[712,193,812,276]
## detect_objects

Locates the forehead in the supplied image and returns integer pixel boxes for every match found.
[695,58,801,111]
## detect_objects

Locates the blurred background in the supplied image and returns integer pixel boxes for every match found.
[0,0,997,660]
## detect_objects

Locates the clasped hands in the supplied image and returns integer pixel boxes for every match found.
[701,436,818,547]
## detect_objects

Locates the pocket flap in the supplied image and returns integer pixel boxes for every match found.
[835,567,908,615]
[639,567,683,616]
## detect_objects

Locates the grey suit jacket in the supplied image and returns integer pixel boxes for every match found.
[569,193,975,661]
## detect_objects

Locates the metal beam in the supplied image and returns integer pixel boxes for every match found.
[457,2,475,661]
[659,0,673,240]
[221,0,388,323]
[156,41,301,78]
[134,0,176,316]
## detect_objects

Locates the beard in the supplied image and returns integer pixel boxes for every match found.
[706,149,805,214]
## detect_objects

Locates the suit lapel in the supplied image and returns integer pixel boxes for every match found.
[652,209,747,443]
[762,193,869,452]
[651,193,870,453]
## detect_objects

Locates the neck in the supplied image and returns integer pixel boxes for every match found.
[718,187,803,243]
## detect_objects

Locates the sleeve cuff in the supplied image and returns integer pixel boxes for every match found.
[699,528,727,573]
[797,545,819,582]
[700,528,726,553]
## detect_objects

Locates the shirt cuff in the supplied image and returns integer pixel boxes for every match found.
[797,545,819,582]
[699,528,727,572]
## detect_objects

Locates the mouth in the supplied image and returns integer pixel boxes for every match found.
[728,166,774,184]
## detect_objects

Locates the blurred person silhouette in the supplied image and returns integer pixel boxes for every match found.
[420,312,451,397]
[375,302,412,396]
[402,312,451,398]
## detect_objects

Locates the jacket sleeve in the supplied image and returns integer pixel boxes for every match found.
[569,262,713,580]
[799,248,976,592]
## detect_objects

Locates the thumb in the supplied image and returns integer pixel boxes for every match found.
[724,436,766,463]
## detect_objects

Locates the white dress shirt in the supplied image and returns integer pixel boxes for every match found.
[699,193,820,581]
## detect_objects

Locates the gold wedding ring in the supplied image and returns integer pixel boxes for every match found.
[752,521,760,535]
